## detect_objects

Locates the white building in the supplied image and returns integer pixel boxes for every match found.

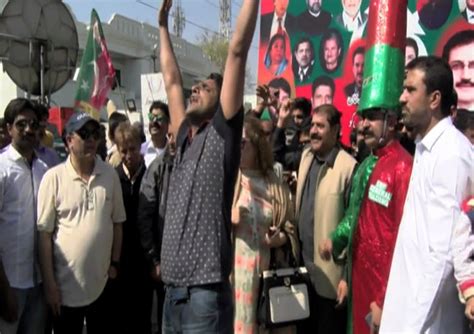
[0,0,219,118]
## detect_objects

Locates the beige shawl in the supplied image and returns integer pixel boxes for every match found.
[232,169,300,267]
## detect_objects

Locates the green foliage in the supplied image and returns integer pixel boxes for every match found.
[198,32,229,73]
[198,31,254,92]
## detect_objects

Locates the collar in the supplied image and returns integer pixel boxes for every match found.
[313,145,339,167]
[299,63,313,75]
[273,12,287,23]
[65,155,103,181]
[467,7,474,19]
[5,144,37,163]
[145,139,167,153]
[187,120,210,142]
[121,161,145,182]
[342,10,362,26]
[419,117,452,152]
[308,10,321,18]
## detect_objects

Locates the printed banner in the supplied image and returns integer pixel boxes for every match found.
[258,0,474,145]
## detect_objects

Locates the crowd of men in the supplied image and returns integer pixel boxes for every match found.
[0,0,473,334]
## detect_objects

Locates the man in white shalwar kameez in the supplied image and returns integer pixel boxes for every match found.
[380,56,474,333]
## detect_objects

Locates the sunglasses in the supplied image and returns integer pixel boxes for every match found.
[76,127,101,141]
[148,114,169,124]
[14,119,40,131]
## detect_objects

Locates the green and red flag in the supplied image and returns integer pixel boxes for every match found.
[358,0,408,113]
[74,9,115,120]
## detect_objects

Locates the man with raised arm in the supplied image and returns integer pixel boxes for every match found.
[157,0,259,333]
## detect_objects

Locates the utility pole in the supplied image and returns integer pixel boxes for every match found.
[219,0,231,39]
[172,0,185,38]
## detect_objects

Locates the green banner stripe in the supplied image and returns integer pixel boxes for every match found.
[358,44,405,113]
[74,10,103,104]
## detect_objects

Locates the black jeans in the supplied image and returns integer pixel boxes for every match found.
[117,274,154,334]
[155,280,166,334]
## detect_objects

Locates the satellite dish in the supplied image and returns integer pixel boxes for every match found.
[0,0,78,100]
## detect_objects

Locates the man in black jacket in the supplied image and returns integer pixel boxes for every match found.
[292,37,315,84]
[296,0,332,36]
[137,135,175,334]
[260,0,296,44]
[344,46,365,106]
[114,123,151,334]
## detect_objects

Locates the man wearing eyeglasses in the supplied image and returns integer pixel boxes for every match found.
[0,98,49,333]
[37,112,126,334]
[141,100,170,168]
[33,103,61,169]
[442,30,474,111]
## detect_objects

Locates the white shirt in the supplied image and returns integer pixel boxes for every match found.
[141,140,166,168]
[270,12,287,38]
[297,64,313,81]
[0,145,48,289]
[381,117,473,333]
[466,7,474,24]
[342,11,364,32]
[308,10,321,18]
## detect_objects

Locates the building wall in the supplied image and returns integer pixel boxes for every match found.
[0,5,218,117]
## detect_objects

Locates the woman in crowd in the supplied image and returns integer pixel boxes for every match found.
[232,115,299,334]
[264,33,289,76]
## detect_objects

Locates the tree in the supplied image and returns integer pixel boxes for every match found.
[198,32,229,73]
[198,32,254,92]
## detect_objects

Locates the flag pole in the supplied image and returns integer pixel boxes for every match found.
[114,77,130,120]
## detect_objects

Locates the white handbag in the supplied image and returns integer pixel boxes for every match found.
[258,266,311,328]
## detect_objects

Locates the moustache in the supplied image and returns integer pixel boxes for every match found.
[310,133,321,141]
[456,79,474,88]
[150,123,162,129]
[362,130,373,137]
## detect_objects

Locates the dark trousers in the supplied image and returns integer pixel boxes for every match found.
[155,280,165,334]
[162,281,233,334]
[297,285,347,334]
[118,274,154,334]
[52,280,115,334]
